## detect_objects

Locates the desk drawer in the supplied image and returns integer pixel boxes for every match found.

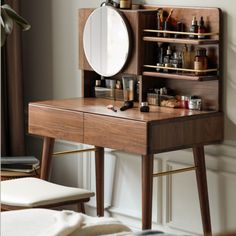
[84,114,147,154]
[29,105,83,142]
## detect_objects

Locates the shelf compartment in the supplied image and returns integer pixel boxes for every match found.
[143,36,219,45]
[143,65,219,81]
[143,29,219,37]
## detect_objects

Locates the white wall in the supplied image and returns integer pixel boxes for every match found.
[22,0,236,235]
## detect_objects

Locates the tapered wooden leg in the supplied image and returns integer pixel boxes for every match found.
[40,137,55,180]
[193,146,212,236]
[95,146,104,216]
[142,154,154,230]
[77,203,85,214]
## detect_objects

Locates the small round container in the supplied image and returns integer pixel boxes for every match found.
[95,80,101,87]
[180,96,189,109]
[120,0,131,9]
[188,97,202,110]
[140,102,150,112]
[156,63,163,72]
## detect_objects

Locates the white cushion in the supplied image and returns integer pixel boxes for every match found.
[1,209,131,236]
[1,177,94,207]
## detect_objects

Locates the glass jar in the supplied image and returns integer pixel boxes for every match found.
[194,48,208,75]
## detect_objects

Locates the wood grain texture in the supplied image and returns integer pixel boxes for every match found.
[193,146,212,235]
[78,8,93,71]
[95,147,104,217]
[40,137,54,180]
[149,113,223,153]
[143,71,218,81]
[29,98,216,122]
[29,104,84,143]
[84,113,148,155]
[142,154,154,230]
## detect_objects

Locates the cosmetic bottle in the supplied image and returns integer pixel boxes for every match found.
[175,22,183,38]
[163,46,172,72]
[189,16,198,39]
[182,45,191,69]
[120,0,131,9]
[198,16,206,39]
[156,45,164,71]
[194,48,208,75]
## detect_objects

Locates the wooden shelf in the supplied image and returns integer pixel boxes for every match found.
[143,36,219,45]
[143,29,219,37]
[143,71,218,81]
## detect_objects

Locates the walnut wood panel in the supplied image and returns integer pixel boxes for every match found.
[84,113,148,155]
[29,105,84,143]
[79,8,93,71]
[120,10,140,75]
[149,113,223,153]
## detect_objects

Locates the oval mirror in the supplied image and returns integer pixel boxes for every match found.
[83,6,130,77]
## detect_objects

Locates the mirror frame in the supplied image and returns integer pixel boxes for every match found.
[83,6,131,77]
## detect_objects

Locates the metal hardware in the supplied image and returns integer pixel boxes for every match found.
[143,29,219,36]
[153,166,196,177]
[53,148,97,157]
[144,64,218,73]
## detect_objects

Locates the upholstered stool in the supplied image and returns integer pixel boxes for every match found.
[1,177,94,212]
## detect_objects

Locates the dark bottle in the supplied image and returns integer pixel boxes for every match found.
[198,16,206,39]
[194,48,208,75]
[189,16,198,39]
[163,46,172,72]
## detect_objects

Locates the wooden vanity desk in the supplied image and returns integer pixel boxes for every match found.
[29,5,223,235]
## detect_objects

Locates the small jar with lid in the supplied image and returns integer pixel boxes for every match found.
[120,0,131,9]
[180,96,189,109]
[194,48,208,75]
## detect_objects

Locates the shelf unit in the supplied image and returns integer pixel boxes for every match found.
[142,29,220,81]
[79,6,222,112]
[140,6,221,112]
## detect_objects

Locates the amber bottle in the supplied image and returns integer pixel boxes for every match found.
[194,48,208,75]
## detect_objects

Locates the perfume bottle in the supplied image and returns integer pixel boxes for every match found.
[189,16,198,39]
[198,16,206,39]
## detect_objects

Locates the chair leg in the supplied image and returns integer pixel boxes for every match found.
[77,203,85,213]
[40,137,55,180]
[193,146,212,236]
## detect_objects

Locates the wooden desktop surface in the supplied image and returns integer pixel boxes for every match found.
[29,97,223,155]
